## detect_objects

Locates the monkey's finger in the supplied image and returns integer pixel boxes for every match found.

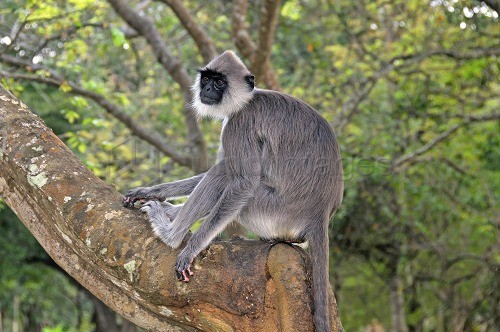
[123,196,141,208]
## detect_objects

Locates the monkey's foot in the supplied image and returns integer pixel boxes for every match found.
[175,254,194,282]
[140,201,175,242]
[123,187,164,208]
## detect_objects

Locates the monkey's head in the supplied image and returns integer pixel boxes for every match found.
[192,50,255,119]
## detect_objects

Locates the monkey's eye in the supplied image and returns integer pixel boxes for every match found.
[214,79,225,88]
[201,77,209,84]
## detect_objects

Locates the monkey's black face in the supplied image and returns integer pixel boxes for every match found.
[198,69,227,105]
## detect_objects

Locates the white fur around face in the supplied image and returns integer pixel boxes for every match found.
[191,73,254,119]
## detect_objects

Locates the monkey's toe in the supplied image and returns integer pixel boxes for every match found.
[140,200,160,213]
[175,257,193,282]
[176,267,193,282]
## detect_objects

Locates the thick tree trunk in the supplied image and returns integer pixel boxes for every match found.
[12,296,19,332]
[91,296,122,332]
[390,276,408,332]
[0,85,343,331]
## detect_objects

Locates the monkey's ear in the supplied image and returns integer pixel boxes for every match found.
[245,75,255,90]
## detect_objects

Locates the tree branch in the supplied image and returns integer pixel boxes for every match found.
[455,112,500,122]
[107,0,207,172]
[255,0,281,66]
[31,23,106,58]
[107,0,191,91]
[0,54,192,169]
[0,85,344,331]
[392,123,462,170]
[391,112,499,169]
[231,0,257,62]
[252,0,282,90]
[336,48,500,132]
[392,48,500,62]
[157,0,217,63]
[336,62,395,132]
[231,0,281,90]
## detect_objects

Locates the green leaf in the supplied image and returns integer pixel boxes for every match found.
[110,27,126,47]
[60,109,80,124]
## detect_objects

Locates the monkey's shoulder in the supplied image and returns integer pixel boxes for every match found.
[233,89,333,133]
[223,89,338,151]
[234,89,319,119]
[251,88,311,107]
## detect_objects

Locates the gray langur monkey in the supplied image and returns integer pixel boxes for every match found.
[123,50,343,332]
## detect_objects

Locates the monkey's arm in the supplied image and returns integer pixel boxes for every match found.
[174,119,262,280]
[123,173,206,207]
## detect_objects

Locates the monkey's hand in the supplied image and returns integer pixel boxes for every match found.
[175,251,194,282]
[123,187,165,208]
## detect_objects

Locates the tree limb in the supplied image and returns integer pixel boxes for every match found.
[0,84,344,331]
[392,48,500,62]
[157,0,217,63]
[0,54,193,169]
[252,0,282,90]
[336,48,500,132]
[392,123,462,170]
[256,0,281,64]
[231,0,257,62]
[455,112,500,122]
[231,0,281,90]
[391,112,500,170]
[107,0,191,91]
[335,62,395,132]
[31,23,106,58]
[107,0,207,172]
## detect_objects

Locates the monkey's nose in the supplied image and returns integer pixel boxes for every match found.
[205,86,211,91]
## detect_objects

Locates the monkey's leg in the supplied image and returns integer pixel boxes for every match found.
[123,173,206,208]
[160,201,183,220]
[140,201,175,245]
[165,163,228,247]
[143,201,183,220]
[174,178,259,281]
[143,162,228,249]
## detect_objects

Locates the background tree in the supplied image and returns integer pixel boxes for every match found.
[0,0,499,331]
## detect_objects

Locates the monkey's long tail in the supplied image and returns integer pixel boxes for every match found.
[308,220,330,332]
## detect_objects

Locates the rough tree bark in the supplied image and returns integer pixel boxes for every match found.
[0,85,343,331]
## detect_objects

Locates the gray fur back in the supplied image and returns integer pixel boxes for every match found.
[224,89,343,217]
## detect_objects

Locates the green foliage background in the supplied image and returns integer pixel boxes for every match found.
[0,0,498,331]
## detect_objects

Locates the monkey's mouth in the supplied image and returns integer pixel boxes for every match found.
[200,95,218,105]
